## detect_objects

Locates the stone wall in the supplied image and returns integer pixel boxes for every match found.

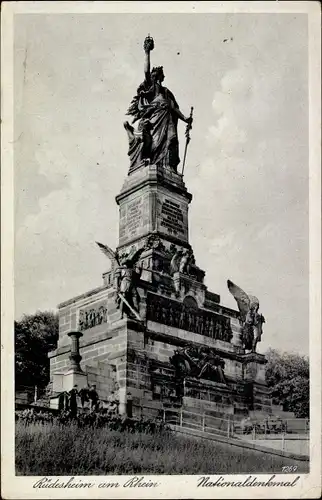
[57,286,119,349]
[49,271,271,419]
[86,361,117,402]
[50,311,129,404]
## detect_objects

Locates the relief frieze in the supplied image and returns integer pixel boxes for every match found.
[78,301,108,331]
[146,293,233,342]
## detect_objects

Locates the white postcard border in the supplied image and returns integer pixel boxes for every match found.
[1,2,321,499]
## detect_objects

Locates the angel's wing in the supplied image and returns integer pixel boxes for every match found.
[227,279,250,322]
[170,250,183,275]
[96,242,120,271]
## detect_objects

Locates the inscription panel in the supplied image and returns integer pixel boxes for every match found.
[161,199,184,234]
[119,195,144,245]
[157,193,188,241]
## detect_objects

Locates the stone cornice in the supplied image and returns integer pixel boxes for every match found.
[116,231,193,253]
[48,321,128,359]
[115,173,192,205]
[146,290,239,318]
[241,352,268,364]
[58,285,110,309]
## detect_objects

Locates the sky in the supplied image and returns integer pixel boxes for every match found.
[14,12,309,355]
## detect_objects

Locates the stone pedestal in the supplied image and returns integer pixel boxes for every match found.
[50,330,88,409]
[62,369,88,392]
[172,272,206,305]
[242,352,267,383]
[183,377,235,414]
[68,331,83,371]
[115,163,192,257]
[50,370,88,409]
[230,317,243,348]
[62,330,88,390]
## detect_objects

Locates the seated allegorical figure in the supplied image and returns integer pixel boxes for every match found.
[124,119,153,171]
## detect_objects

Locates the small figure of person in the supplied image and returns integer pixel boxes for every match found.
[79,387,89,409]
[78,310,85,331]
[204,316,210,336]
[68,385,78,418]
[89,309,96,328]
[58,391,66,411]
[88,384,100,413]
[215,321,222,340]
[209,317,215,338]
[126,391,133,418]
[168,305,175,327]
[107,391,117,414]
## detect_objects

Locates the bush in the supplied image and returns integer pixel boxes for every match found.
[265,349,309,418]
[15,408,168,434]
[15,311,59,389]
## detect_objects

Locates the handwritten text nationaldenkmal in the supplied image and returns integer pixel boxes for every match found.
[197,475,301,488]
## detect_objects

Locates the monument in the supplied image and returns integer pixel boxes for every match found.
[48,36,272,419]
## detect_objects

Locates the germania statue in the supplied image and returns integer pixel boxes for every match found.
[124,35,193,173]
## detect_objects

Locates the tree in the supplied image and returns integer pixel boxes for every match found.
[265,348,309,418]
[15,310,59,390]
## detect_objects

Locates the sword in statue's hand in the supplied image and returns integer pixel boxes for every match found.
[182,106,194,176]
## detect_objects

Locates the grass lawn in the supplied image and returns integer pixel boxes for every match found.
[16,422,309,475]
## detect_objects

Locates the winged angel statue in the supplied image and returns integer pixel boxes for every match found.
[170,248,194,275]
[227,280,265,353]
[96,242,144,321]
[169,248,194,295]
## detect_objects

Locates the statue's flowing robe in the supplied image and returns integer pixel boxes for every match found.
[128,82,181,170]
[128,133,144,172]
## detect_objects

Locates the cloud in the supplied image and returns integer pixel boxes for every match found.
[15,135,121,316]
[187,44,308,356]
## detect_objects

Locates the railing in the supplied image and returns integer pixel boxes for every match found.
[164,407,234,438]
[15,385,46,405]
[165,408,234,437]
[132,403,233,438]
[132,403,310,445]
[234,418,310,455]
